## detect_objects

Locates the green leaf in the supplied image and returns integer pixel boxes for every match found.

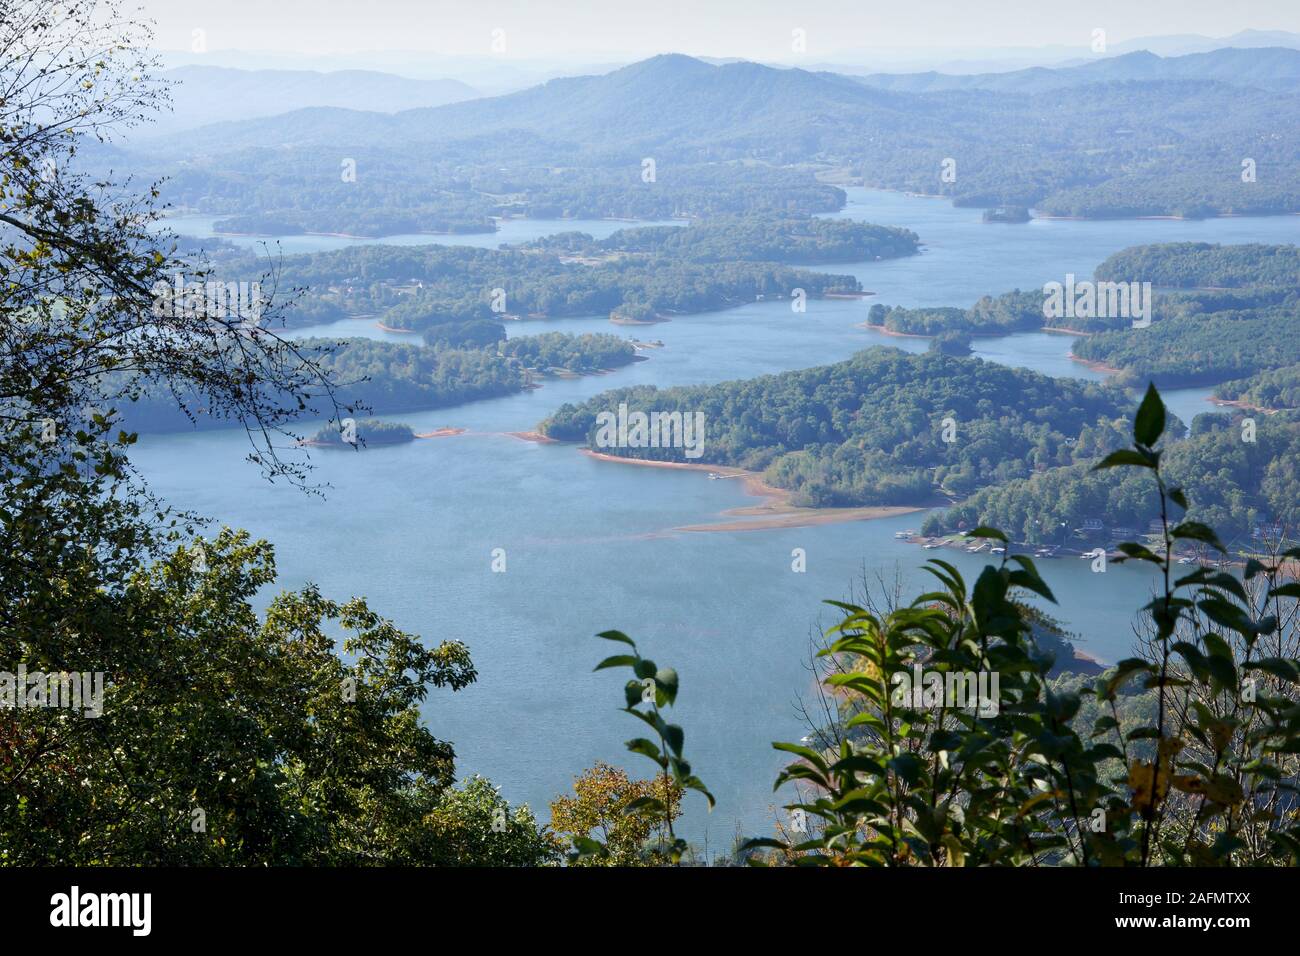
[596,630,636,647]
[1134,382,1165,447]
[593,654,638,671]
[1104,658,1155,699]
[654,667,679,705]
[1092,449,1154,471]
[625,737,662,761]
[1245,658,1300,681]
[886,753,923,786]
[621,796,666,816]
[1170,521,1226,553]
[663,723,684,757]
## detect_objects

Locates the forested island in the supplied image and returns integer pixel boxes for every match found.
[159,156,849,237]
[861,242,1300,396]
[1072,242,1300,389]
[541,344,1298,547]
[1093,242,1300,288]
[1214,365,1300,411]
[308,419,415,447]
[114,332,640,434]
[922,413,1300,547]
[525,215,919,263]
[195,214,896,345]
[540,349,1132,505]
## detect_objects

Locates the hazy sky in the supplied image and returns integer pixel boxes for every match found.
[140,0,1300,60]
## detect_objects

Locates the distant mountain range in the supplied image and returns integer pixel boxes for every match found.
[812,29,1300,74]
[114,45,1300,227]
[154,30,1300,83]
[138,66,479,137]
[853,47,1300,94]
[149,53,892,153]
[153,47,1300,156]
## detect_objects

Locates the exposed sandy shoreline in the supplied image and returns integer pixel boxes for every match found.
[859,322,1031,341]
[1070,355,1123,376]
[1207,396,1281,415]
[859,322,931,339]
[578,449,925,532]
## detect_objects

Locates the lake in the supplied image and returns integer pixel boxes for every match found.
[158,214,688,255]
[134,189,1299,848]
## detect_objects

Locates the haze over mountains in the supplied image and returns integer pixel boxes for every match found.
[143,66,479,136]
[154,29,1300,82]
[150,46,1300,156]
[132,32,1300,139]
[853,46,1300,93]
[97,40,1300,237]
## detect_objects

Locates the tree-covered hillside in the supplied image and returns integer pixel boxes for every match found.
[541,348,1131,505]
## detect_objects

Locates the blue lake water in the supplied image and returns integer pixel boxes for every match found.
[133,189,1300,847]
[159,214,687,255]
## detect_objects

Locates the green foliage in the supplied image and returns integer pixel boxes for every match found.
[417,776,561,867]
[869,290,1056,335]
[1094,242,1300,289]
[500,331,637,372]
[583,214,918,264]
[928,330,973,356]
[542,348,1130,506]
[923,412,1300,547]
[1215,365,1300,411]
[741,385,1300,866]
[309,418,414,447]
[1,530,481,864]
[574,632,714,865]
[0,8,499,867]
[549,762,682,866]
[1072,300,1300,388]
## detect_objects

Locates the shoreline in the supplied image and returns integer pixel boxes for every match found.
[578,449,925,532]
[859,322,1030,341]
[1069,354,1123,376]
[1207,396,1281,415]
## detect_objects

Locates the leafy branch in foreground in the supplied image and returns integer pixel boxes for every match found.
[571,632,714,865]
[727,383,1300,866]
